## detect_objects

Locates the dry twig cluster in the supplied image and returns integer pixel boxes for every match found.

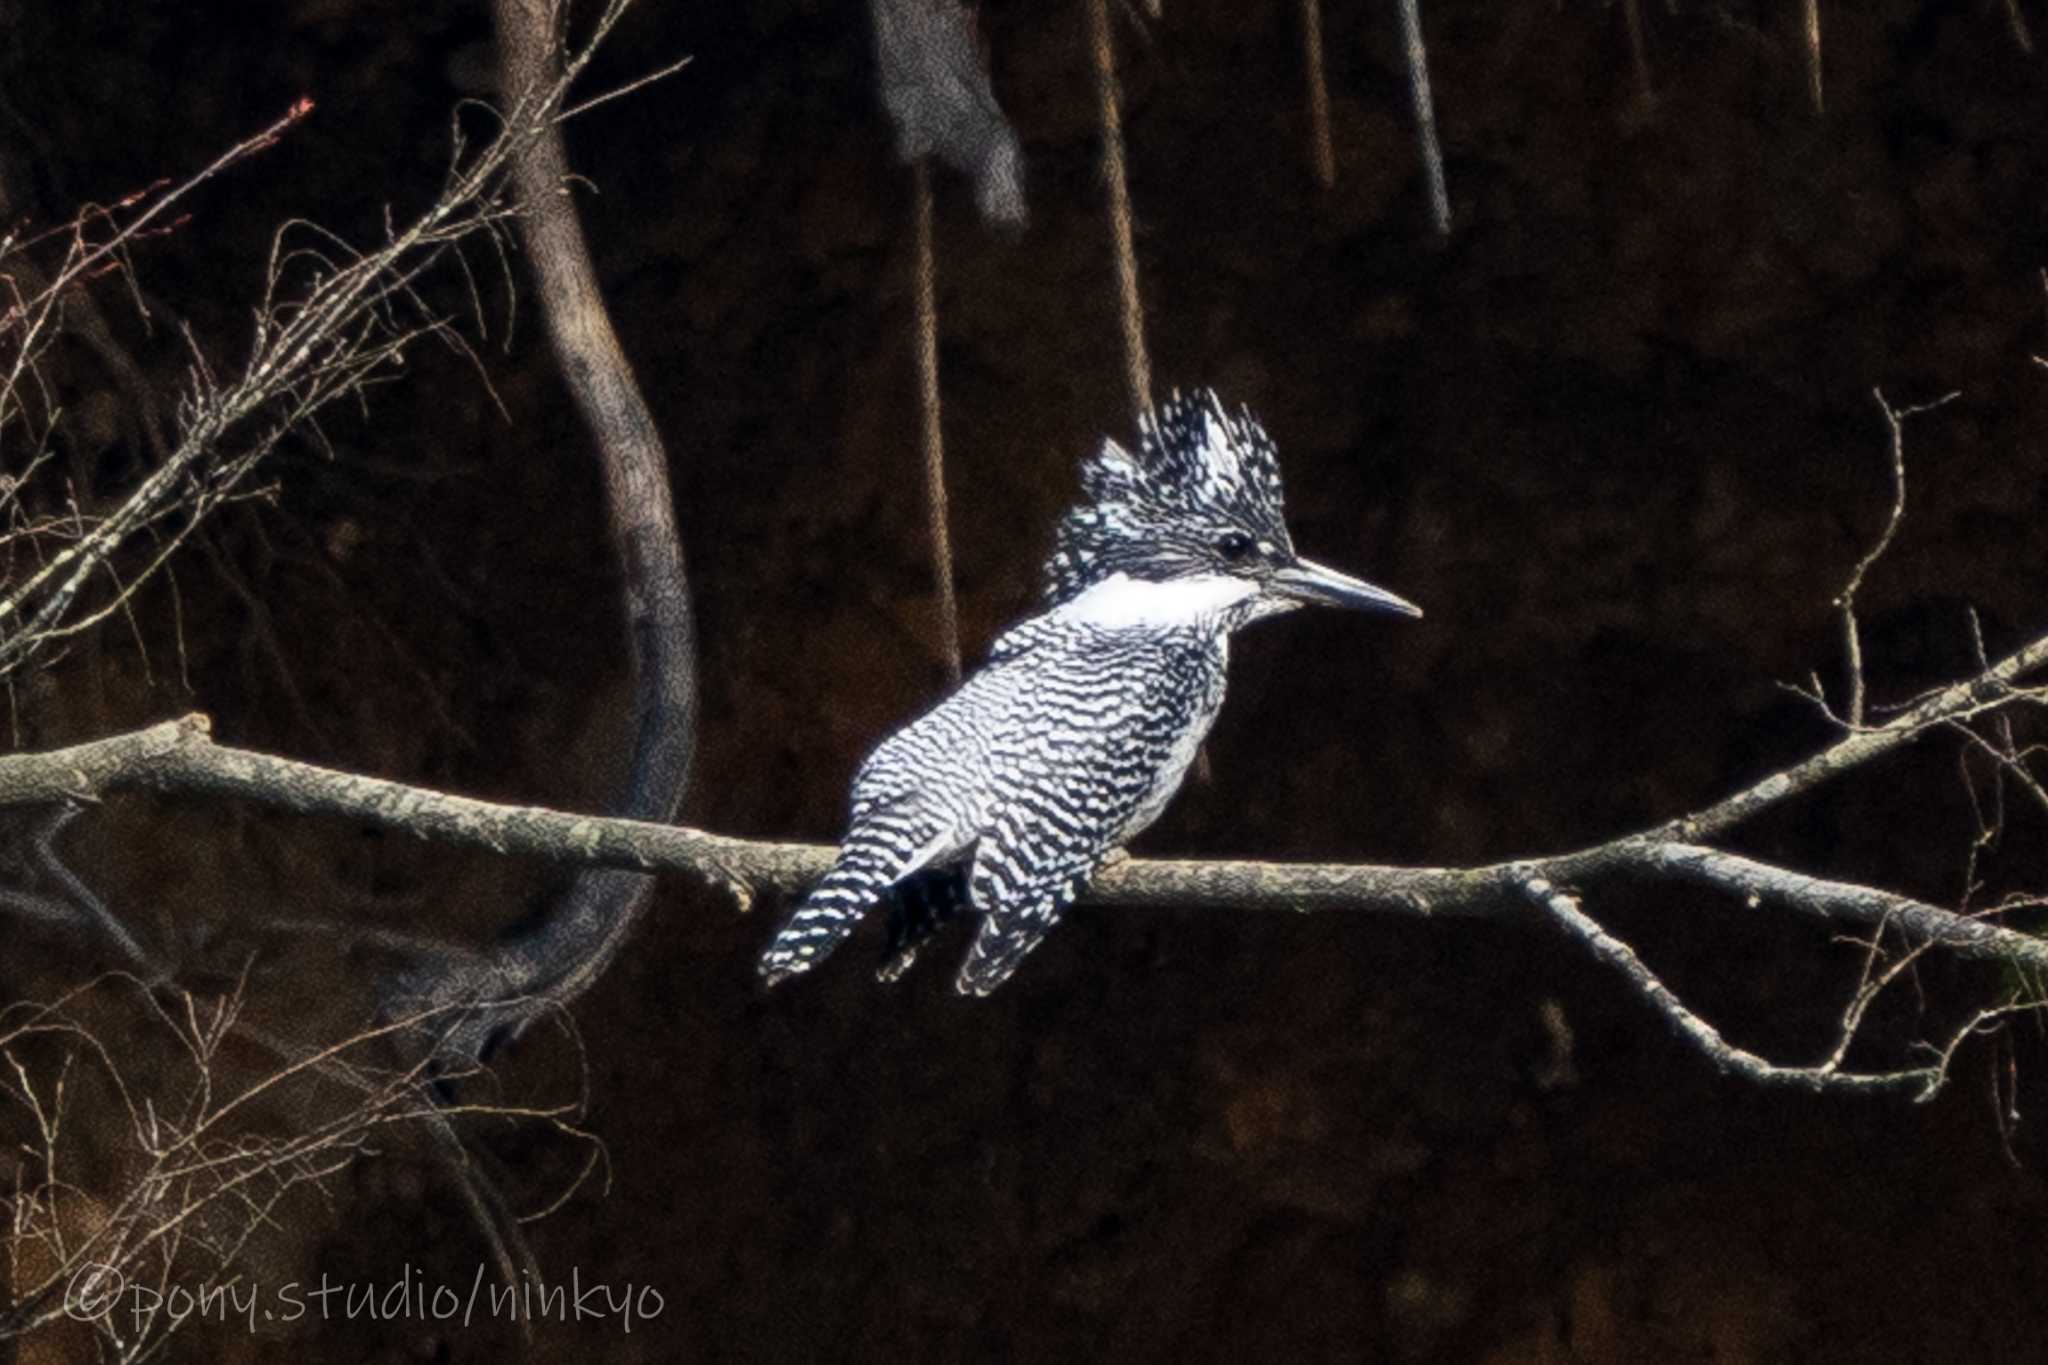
[0,971,595,1362]
[0,0,662,694]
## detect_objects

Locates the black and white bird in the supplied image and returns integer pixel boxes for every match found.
[760,390,1420,995]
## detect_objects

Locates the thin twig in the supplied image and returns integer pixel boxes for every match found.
[0,2,667,687]
[1525,877,1935,1094]
[1834,388,1955,725]
[556,52,694,123]
[0,970,594,1357]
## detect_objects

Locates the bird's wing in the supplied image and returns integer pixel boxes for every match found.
[952,633,1218,995]
[956,830,1099,996]
[762,620,1219,993]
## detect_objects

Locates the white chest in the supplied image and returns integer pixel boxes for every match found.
[1120,634,1230,840]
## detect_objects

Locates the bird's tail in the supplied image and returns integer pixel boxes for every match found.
[759,838,915,985]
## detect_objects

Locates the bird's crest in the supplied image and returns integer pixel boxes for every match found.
[1045,389,1292,604]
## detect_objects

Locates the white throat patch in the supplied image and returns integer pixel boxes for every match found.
[1058,572,1259,630]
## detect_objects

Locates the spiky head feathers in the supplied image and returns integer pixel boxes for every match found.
[1044,390,1295,605]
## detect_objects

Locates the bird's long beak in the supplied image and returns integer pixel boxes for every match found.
[1270,557,1423,617]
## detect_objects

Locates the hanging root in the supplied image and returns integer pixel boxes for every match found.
[1301,0,1337,189]
[911,161,964,682]
[1085,0,1154,420]
[1622,0,1655,113]
[1802,0,1824,114]
[1396,0,1450,234]
[2004,0,2036,55]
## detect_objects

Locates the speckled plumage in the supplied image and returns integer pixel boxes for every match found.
[768,613,1225,994]
[759,390,1416,994]
[1045,393,1292,607]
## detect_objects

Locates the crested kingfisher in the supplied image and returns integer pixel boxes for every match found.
[760,389,1420,994]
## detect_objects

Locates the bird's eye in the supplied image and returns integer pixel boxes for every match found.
[1216,532,1256,562]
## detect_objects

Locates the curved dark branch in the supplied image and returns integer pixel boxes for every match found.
[385,0,698,1065]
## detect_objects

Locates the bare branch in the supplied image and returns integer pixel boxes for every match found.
[1659,616,2048,846]
[0,972,592,1359]
[0,0,645,684]
[1637,843,2048,977]
[4,645,2046,985]
[1831,388,1956,726]
[1523,877,1933,1095]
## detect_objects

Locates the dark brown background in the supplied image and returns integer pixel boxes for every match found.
[8,0,2048,1360]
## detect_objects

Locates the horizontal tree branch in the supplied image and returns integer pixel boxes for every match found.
[3,622,2043,1102]
[5,683,2046,979]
